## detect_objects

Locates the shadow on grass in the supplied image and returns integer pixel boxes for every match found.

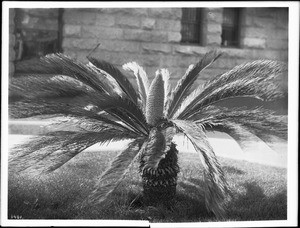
[227,181,287,220]
[77,180,213,222]
[7,153,287,222]
[8,175,287,221]
[175,175,287,222]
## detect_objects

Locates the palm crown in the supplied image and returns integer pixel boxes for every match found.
[9,50,287,218]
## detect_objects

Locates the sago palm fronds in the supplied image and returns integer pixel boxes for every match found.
[85,137,146,205]
[123,61,149,111]
[9,50,287,219]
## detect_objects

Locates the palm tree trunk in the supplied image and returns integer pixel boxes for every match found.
[139,143,179,206]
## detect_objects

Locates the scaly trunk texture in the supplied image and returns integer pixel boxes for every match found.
[139,143,180,206]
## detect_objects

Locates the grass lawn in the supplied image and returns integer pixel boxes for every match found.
[8,148,287,222]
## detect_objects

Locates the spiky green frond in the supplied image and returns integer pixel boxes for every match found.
[9,74,92,102]
[15,54,120,96]
[172,86,203,119]
[10,77,148,135]
[122,62,149,111]
[141,127,177,170]
[189,106,287,154]
[9,129,135,175]
[193,106,287,142]
[99,96,149,135]
[88,57,139,104]
[171,119,229,219]
[85,138,145,206]
[178,60,287,120]
[47,115,136,134]
[146,71,165,126]
[166,50,223,118]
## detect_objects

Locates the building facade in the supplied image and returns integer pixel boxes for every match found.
[9,7,288,97]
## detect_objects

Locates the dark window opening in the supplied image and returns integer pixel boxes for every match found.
[14,8,63,62]
[181,8,204,45]
[221,8,240,47]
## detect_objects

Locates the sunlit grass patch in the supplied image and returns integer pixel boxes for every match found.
[8,150,287,222]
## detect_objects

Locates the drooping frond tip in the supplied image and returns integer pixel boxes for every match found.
[84,138,144,206]
[171,119,229,219]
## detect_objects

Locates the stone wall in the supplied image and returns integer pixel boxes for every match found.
[9,9,15,77]
[9,8,288,89]
[62,8,288,88]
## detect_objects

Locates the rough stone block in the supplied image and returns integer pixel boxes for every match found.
[115,15,140,28]
[155,19,181,32]
[148,8,180,19]
[64,25,81,37]
[168,32,181,43]
[123,29,168,42]
[142,43,172,54]
[24,8,59,18]
[252,17,277,28]
[207,8,223,24]
[267,39,288,50]
[173,8,182,20]
[64,10,96,25]
[141,18,156,30]
[98,8,148,17]
[242,37,266,49]
[243,15,253,26]
[81,26,123,39]
[207,23,222,34]
[273,29,288,40]
[123,29,150,41]
[241,27,267,39]
[98,40,140,53]
[129,8,149,17]
[95,14,115,27]
[206,34,221,46]
[62,38,99,50]
[150,31,168,42]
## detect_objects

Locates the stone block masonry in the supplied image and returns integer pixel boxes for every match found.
[9,9,16,76]
[60,7,288,89]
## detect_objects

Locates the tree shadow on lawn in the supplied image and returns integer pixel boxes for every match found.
[7,155,286,222]
[183,177,287,221]
[227,181,287,220]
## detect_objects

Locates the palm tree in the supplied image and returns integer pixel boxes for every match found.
[9,50,287,219]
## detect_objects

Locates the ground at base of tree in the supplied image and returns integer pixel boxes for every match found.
[8,150,287,222]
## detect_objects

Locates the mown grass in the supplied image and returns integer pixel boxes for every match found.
[8,149,287,222]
